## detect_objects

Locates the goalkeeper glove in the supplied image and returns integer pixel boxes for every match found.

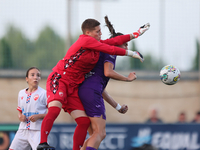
[127,50,144,62]
[132,23,150,38]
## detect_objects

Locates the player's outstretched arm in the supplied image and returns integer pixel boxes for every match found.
[104,62,137,82]
[102,90,128,114]
[130,23,150,39]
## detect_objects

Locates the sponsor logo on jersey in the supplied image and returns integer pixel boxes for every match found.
[34,94,39,101]
[96,105,101,108]
[109,55,115,59]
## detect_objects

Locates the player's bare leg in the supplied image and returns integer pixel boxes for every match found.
[70,110,91,150]
[37,101,62,150]
[81,125,93,150]
[83,116,106,150]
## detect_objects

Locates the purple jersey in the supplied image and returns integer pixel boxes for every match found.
[80,52,116,93]
[78,52,116,119]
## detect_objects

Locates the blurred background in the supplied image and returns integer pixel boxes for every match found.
[0,0,199,71]
[0,0,200,150]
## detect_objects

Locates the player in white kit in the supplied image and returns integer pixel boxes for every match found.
[9,67,47,150]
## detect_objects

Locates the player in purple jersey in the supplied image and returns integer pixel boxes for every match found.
[78,16,148,150]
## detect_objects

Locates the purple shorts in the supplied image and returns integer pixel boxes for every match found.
[78,87,106,120]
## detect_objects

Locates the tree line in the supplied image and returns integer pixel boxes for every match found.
[0,25,65,70]
[0,25,199,71]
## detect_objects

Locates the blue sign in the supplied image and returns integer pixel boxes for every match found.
[47,123,200,150]
[1,123,200,150]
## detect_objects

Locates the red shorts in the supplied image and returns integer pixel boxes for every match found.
[46,71,84,114]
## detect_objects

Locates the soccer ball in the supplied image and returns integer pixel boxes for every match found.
[160,65,181,85]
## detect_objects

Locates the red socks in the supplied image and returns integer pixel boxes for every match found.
[40,107,90,150]
[40,106,61,143]
[73,117,91,150]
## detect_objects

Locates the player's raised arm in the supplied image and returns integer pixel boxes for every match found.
[104,16,150,41]
[104,61,137,81]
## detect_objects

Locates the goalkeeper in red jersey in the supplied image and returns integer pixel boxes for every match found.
[37,18,150,150]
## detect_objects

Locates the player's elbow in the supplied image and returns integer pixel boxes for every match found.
[104,70,112,78]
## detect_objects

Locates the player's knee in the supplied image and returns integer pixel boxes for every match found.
[100,129,106,140]
[96,128,106,141]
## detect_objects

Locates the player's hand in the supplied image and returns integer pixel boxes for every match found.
[132,23,150,38]
[29,115,39,122]
[132,51,144,62]
[138,23,150,36]
[118,105,128,114]
[19,114,26,122]
[126,50,144,62]
[127,72,137,81]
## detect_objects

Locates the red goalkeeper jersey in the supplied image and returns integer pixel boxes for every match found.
[52,34,130,85]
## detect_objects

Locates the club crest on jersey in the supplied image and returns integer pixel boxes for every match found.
[21,96,24,100]
[34,94,39,101]
[59,91,63,97]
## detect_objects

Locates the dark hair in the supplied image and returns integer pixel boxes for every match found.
[81,19,100,34]
[26,67,40,77]
[104,16,123,38]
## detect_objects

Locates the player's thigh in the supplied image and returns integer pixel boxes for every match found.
[9,130,31,150]
[64,87,85,116]
[70,110,87,119]
[28,130,40,150]
[87,124,93,136]
[90,116,106,133]
[79,87,106,119]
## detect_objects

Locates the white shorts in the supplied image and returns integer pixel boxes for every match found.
[9,129,40,150]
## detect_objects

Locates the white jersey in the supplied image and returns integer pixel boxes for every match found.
[17,86,47,130]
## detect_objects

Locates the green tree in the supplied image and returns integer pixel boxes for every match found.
[129,41,165,70]
[0,38,13,68]
[192,39,199,70]
[0,25,65,70]
[140,53,165,70]
[32,26,65,69]
[4,25,33,69]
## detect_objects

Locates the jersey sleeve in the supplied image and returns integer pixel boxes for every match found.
[101,34,130,46]
[17,91,22,112]
[83,37,126,56]
[103,53,116,67]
